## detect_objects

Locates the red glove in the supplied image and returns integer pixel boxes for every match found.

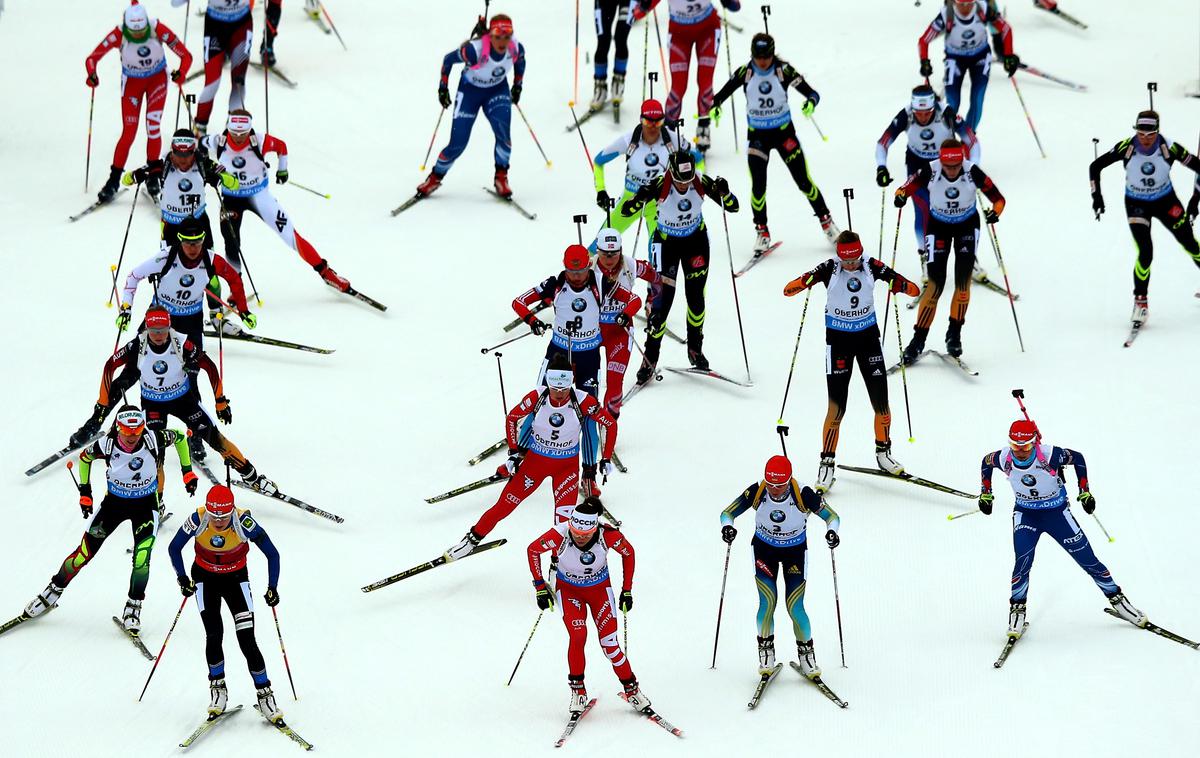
[86,73,100,88]
[183,470,199,496]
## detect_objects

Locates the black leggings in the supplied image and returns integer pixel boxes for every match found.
[747,123,830,226]
[193,565,269,685]
[143,393,250,473]
[822,328,889,456]
[916,218,978,330]
[53,493,159,600]
[593,0,632,78]
[1125,192,1200,297]
[647,229,710,352]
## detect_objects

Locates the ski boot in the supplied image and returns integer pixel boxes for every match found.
[121,598,143,633]
[208,678,229,717]
[415,171,443,198]
[875,442,904,476]
[753,224,772,255]
[238,463,278,496]
[193,121,208,138]
[444,530,482,562]
[818,213,839,245]
[568,675,588,715]
[24,581,63,618]
[815,455,835,493]
[260,40,277,69]
[188,433,206,463]
[694,117,712,151]
[493,167,513,199]
[945,319,964,358]
[1131,295,1148,325]
[588,78,608,111]
[687,346,710,372]
[621,678,652,713]
[796,639,821,680]
[917,248,929,284]
[256,685,284,724]
[97,166,123,204]
[611,73,625,106]
[757,635,776,676]
[902,327,928,366]
[144,159,164,203]
[1107,592,1148,628]
[1007,601,1027,638]
[635,337,661,385]
[314,259,350,292]
[971,260,990,284]
[581,466,601,498]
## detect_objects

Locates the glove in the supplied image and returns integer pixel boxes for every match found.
[978,491,995,515]
[894,189,908,208]
[526,316,547,336]
[801,98,817,118]
[825,529,840,549]
[534,580,555,610]
[275,169,289,185]
[79,484,94,518]
[621,198,644,216]
[178,575,197,597]
[1187,192,1200,223]
[618,590,633,613]
[1003,54,1021,77]
[598,459,613,477]
[984,208,1000,224]
[722,192,740,213]
[183,470,199,496]
[720,0,741,10]
[121,168,145,186]
[596,189,611,211]
[500,449,523,477]
[170,69,185,85]
[1091,192,1105,218]
[631,2,649,22]
[903,280,921,297]
[510,83,522,105]
[86,73,100,88]
[919,58,933,78]
[264,587,280,607]
[219,172,239,191]
[215,395,232,424]
[721,524,737,544]
[712,177,730,197]
[115,305,132,331]
[876,166,892,187]
[239,311,257,330]
[1077,490,1096,514]
[438,85,451,109]
[710,104,723,128]
[614,313,633,328]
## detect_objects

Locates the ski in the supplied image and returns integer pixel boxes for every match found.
[425,472,506,503]
[836,464,977,500]
[931,350,979,377]
[504,302,549,332]
[255,706,314,751]
[788,663,849,708]
[973,272,1021,300]
[185,68,205,83]
[0,612,34,638]
[248,62,299,88]
[1035,4,1088,29]
[887,350,930,374]
[619,693,683,737]
[994,624,1029,668]
[202,330,334,354]
[193,456,220,484]
[232,480,345,524]
[342,286,388,312]
[610,451,628,474]
[25,433,103,477]
[483,187,537,220]
[1123,322,1143,348]
[179,704,245,749]
[619,373,660,406]
[747,663,783,709]
[69,189,129,222]
[634,312,685,344]
[566,107,605,133]
[663,366,753,388]
[1017,62,1087,91]
[468,439,507,466]
[112,616,156,660]
[360,538,507,592]
[734,242,783,277]
[554,697,598,748]
[391,193,427,216]
[1103,608,1199,649]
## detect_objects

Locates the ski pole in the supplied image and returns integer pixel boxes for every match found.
[878,189,896,340]
[568,104,594,170]
[829,547,847,668]
[721,208,752,384]
[842,187,854,231]
[85,87,95,191]
[481,330,535,354]
[494,351,509,417]
[889,206,915,442]
[173,0,191,132]
[318,1,347,50]
[1009,74,1046,159]
[981,204,1024,351]
[138,595,190,701]
[420,109,446,171]
[263,35,271,137]
[271,606,299,700]
[722,10,739,154]
[652,8,669,91]
[107,181,142,308]
[947,509,980,521]
[218,194,262,307]
[107,265,118,309]
[1091,513,1115,543]
[515,104,552,167]
[806,113,829,143]
[506,610,544,686]
[572,0,580,106]
[66,460,81,491]
[623,610,629,656]
[215,312,225,381]
[710,543,731,668]
[640,17,649,101]
[289,180,331,199]
[776,288,811,453]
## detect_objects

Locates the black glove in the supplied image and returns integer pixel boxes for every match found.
[894,190,908,208]
[582,463,598,482]
[978,492,995,515]
[1092,192,1105,218]
[984,208,1000,224]
[919,58,933,78]
[1003,54,1021,77]
[215,395,233,424]
[876,166,892,187]
[264,587,280,607]
[129,166,149,185]
[178,575,197,597]
[712,177,730,197]
[1077,490,1096,514]
[510,83,522,105]
[722,192,740,213]
[275,169,289,185]
[596,189,611,211]
[1186,192,1199,223]
[534,580,555,610]
[721,524,737,544]
[825,529,840,549]
[438,85,451,109]
[621,198,644,216]
[526,316,547,336]
[614,313,633,328]
[618,590,633,613]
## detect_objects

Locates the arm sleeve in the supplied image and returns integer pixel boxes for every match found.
[122,255,163,308]
[168,515,200,578]
[782,259,835,296]
[262,134,288,173]
[1168,142,1200,175]
[787,68,818,104]
[899,164,933,195]
[85,28,121,75]
[594,133,632,190]
[505,390,541,449]
[156,21,193,75]
[876,110,908,167]
[441,45,473,84]
[78,441,104,486]
[192,345,224,397]
[805,487,840,532]
[99,340,140,408]
[720,484,757,525]
[512,276,556,319]
[607,529,635,591]
[957,119,982,163]
[980,450,1002,492]
[617,286,642,318]
[711,66,745,108]
[212,255,250,313]
[581,395,618,458]
[513,43,526,86]
[971,164,1004,208]
[987,7,1014,55]
[252,527,282,588]
[168,428,193,471]
[917,12,946,60]
[526,527,560,582]
[1055,447,1089,490]
[1088,141,1126,193]
[634,260,661,286]
[868,258,918,293]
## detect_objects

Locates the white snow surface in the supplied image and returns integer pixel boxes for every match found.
[2,1,1199,756]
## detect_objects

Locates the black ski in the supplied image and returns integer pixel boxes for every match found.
[1103,608,1199,649]
[25,433,103,477]
[69,189,129,222]
[836,464,977,500]
[342,286,388,312]
[734,242,783,278]
[932,350,979,377]
[425,473,506,503]
[747,663,783,709]
[887,351,930,374]
[504,302,549,332]
[555,697,598,747]
[180,704,245,749]
[1035,4,1088,29]
[788,663,849,708]
[663,366,753,388]
[1123,321,1143,348]
[1017,62,1087,91]
[360,538,507,592]
[610,451,628,474]
[193,456,220,484]
[255,705,314,750]
[634,312,685,344]
[483,187,537,220]
[248,62,299,88]
[391,193,427,216]
[232,481,345,524]
[202,330,334,354]
[112,616,156,660]
[619,372,662,406]
[994,624,1029,668]
[468,439,507,466]
[0,611,34,637]
[566,107,605,132]
[619,692,683,736]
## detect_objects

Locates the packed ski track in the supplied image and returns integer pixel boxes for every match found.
[2,1,1199,756]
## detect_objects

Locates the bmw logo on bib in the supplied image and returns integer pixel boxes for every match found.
[232,156,246,169]
[179,178,193,192]
[678,198,692,212]
[645,153,660,166]
[1021,474,1036,487]
[493,66,505,77]
[549,412,565,427]
[138,46,151,57]
[580,551,596,565]
[847,277,862,292]
[963,30,976,40]
[210,535,226,548]
[770,509,786,523]
[946,186,960,199]
[180,274,195,287]
[920,128,935,140]
[1141,162,1155,176]
[571,297,587,313]
[758,81,772,94]
[153,359,169,374]
[129,457,144,471]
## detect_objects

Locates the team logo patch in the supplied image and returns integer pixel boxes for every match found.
[962,30,976,40]
[645,153,660,166]
[1141,161,1156,176]
[835,358,846,369]
[758,81,772,94]
[678,198,692,212]
[769,509,786,523]
[580,551,596,565]
[1021,474,1036,487]
[920,127,935,140]
[180,274,195,287]
[571,297,587,313]
[137,45,151,57]
[129,457,144,471]
[847,277,862,292]
[179,178,193,192]
[210,535,226,548]
[152,360,169,375]
[549,412,565,427]
[492,66,506,77]
[945,186,960,199]
[691,255,705,268]
[232,156,246,169]
[1170,204,1183,218]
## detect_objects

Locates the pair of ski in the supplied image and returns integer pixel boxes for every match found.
[25,432,103,477]
[185,65,297,89]
[888,349,978,377]
[556,694,683,748]
[565,97,621,133]
[734,241,783,278]
[1034,3,1087,30]
[202,329,334,354]
[465,438,628,474]
[906,276,1018,310]
[836,464,977,500]
[392,187,536,220]
[69,187,129,222]
[995,609,1197,669]
[180,704,313,750]
[361,538,507,592]
[747,662,849,709]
